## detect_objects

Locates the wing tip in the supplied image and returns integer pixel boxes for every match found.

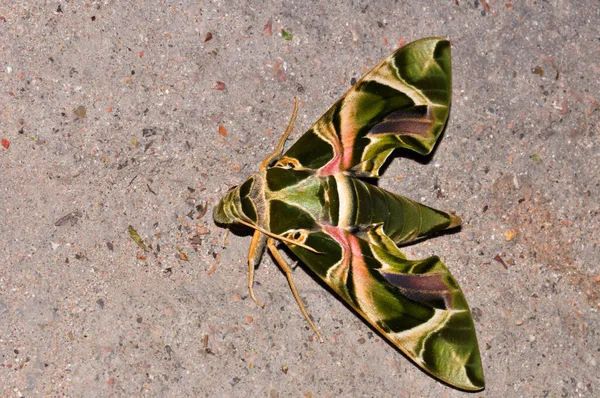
[448,213,462,229]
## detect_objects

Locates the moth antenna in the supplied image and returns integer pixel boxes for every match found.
[237,219,322,254]
[260,96,299,170]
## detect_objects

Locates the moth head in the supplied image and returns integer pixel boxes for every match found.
[213,175,259,226]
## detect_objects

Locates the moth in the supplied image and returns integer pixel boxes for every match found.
[213,37,484,391]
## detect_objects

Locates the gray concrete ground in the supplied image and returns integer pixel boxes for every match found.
[1,1,599,397]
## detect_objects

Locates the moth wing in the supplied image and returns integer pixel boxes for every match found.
[285,224,484,391]
[278,37,452,177]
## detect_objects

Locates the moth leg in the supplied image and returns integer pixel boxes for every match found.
[267,238,324,343]
[222,228,230,248]
[259,96,299,171]
[248,230,268,308]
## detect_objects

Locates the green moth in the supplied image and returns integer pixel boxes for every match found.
[213,37,484,391]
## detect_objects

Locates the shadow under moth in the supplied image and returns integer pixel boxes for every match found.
[214,37,484,391]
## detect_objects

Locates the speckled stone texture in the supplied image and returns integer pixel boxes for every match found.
[1,1,598,397]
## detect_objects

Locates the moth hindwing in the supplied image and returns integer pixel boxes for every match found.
[213,37,484,391]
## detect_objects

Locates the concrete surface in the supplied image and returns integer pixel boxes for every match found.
[1,1,599,397]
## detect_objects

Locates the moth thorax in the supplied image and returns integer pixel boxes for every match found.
[245,172,269,226]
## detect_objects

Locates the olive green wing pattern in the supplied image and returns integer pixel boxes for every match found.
[283,223,484,392]
[278,37,451,177]
[213,37,484,392]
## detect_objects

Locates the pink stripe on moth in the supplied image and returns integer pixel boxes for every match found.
[340,112,358,170]
[318,155,342,177]
[318,103,359,176]
[323,225,375,305]
[317,130,357,176]
[324,225,350,253]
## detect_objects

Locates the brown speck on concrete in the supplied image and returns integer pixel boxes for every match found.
[54,211,83,226]
[73,105,87,118]
[264,19,273,36]
[493,254,508,269]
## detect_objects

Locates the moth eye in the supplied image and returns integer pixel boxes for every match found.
[282,229,308,245]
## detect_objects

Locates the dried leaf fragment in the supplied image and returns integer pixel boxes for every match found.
[196,225,210,235]
[264,19,272,35]
[128,225,148,252]
[204,32,213,42]
[196,203,208,218]
[218,125,227,137]
[493,254,508,269]
[213,81,225,90]
[55,211,83,226]
[1,138,9,149]
[281,29,293,41]
[178,252,189,261]
[481,0,490,12]
[189,234,202,248]
[504,229,517,241]
[207,263,217,275]
[530,153,542,164]
[73,105,87,118]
